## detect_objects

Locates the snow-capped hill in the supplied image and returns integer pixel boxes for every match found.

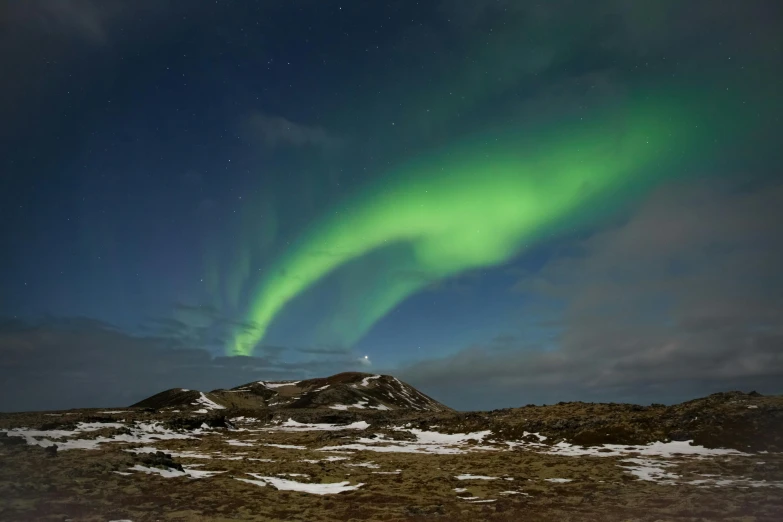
[263,372,452,412]
[129,373,452,412]
[130,389,226,412]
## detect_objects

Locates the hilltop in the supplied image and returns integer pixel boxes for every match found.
[130,372,452,413]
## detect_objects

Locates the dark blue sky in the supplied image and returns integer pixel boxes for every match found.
[1,1,781,411]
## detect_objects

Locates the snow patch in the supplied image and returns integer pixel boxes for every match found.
[319,429,495,455]
[301,456,349,464]
[258,381,301,389]
[126,447,214,459]
[226,439,255,447]
[347,462,380,469]
[237,474,363,495]
[618,458,783,487]
[4,421,124,441]
[687,477,783,488]
[360,375,381,387]
[504,438,749,459]
[194,392,225,410]
[129,464,224,479]
[328,401,374,410]
[229,416,256,424]
[3,420,204,452]
[271,419,370,431]
[619,458,681,484]
[405,429,491,445]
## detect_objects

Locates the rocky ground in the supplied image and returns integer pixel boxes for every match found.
[1,390,781,521]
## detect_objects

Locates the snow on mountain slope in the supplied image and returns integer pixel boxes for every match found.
[130,373,452,412]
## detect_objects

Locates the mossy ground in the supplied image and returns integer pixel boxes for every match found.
[1,393,781,521]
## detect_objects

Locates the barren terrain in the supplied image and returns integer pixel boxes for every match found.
[1,375,781,521]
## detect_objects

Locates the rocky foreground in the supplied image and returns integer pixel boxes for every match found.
[0,382,781,521]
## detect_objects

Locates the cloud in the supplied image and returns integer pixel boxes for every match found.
[3,0,126,43]
[0,1,183,45]
[243,112,343,151]
[0,317,373,412]
[139,304,264,353]
[298,346,354,355]
[0,1,198,140]
[397,178,783,409]
[437,0,779,59]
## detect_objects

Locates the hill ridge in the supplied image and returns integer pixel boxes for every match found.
[131,372,452,413]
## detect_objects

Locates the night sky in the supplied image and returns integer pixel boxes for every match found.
[1,1,782,412]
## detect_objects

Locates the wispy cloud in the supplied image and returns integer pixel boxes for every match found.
[397,178,783,409]
[243,112,343,151]
[2,0,171,45]
[0,316,376,412]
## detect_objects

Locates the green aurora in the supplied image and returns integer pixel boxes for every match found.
[228,90,725,357]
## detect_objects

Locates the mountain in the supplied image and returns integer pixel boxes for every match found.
[130,372,452,413]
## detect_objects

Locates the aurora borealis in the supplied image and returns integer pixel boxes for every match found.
[1,1,781,411]
[232,96,693,355]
